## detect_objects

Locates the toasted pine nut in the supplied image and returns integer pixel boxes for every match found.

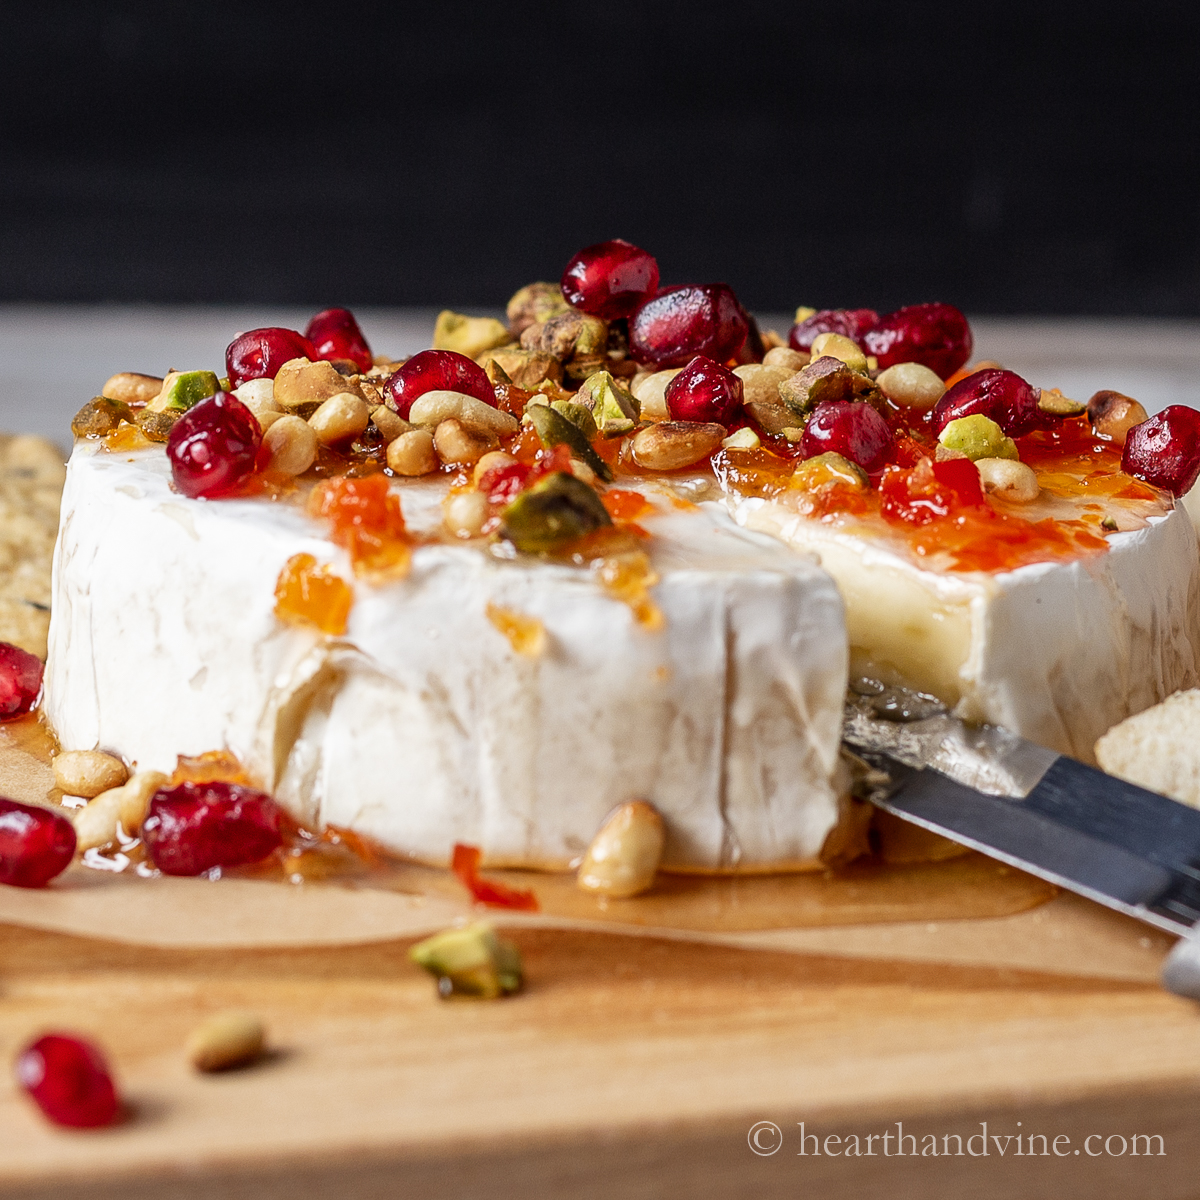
[409,391,519,438]
[810,332,868,373]
[1088,390,1148,446]
[186,1011,266,1072]
[73,791,122,851]
[102,372,164,405]
[387,429,438,476]
[54,750,128,799]
[976,457,1040,502]
[762,346,810,371]
[877,362,946,411]
[263,415,319,476]
[370,404,411,443]
[631,421,726,471]
[443,490,490,538]
[309,393,370,446]
[116,770,169,834]
[472,451,518,485]
[232,378,281,429]
[629,369,681,422]
[434,419,495,466]
[723,427,761,450]
[577,801,665,897]
[733,364,797,410]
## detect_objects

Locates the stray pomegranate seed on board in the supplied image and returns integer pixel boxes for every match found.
[305,308,373,373]
[16,1034,120,1128]
[1123,405,1200,497]
[0,642,43,718]
[225,328,316,387]
[864,302,973,379]
[665,355,745,425]
[800,401,895,472]
[166,393,262,499]
[451,843,539,911]
[384,349,496,419]
[0,798,76,887]
[560,239,661,320]
[931,368,1042,438]
[628,283,751,367]
[141,782,284,876]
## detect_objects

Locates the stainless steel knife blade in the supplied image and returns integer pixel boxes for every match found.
[843,683,1200,938]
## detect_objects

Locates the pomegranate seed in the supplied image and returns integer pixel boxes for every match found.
[0,797,76,887]
[225,328,316,388]
[863,303,973,379]
[142,781,284,876]
[478,460,531,506]
[628,284,751,368]
[166,393,262,500]
[304,307,373,373]
[665,355,744,424]
[383,349,496,420]
[799,401,895,472]
[931,368,1041,438]
[560,239,660,320]
[0,642,43,718]
[788,308,879,353]
[16,1034,120,1128]
[1122,405,1200,497]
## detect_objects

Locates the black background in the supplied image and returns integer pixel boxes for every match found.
[2,0,1198,315]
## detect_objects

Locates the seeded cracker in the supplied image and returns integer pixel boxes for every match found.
[0,435,67,658]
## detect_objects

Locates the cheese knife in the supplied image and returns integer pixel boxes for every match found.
[842,682,1200,998]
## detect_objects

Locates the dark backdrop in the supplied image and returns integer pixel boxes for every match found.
[2,0,1199,315]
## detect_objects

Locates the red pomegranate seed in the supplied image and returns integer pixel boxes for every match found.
[799,401,895,472]
[383,349,496,419]
[880,458,987,526]
[0,797,76,888]
[665,355,744,425]
[931,368,1041,438]
[305,307,373,373]
[788,308,879,353]
[1122,405,1200,497]
[560,239,661,320]
[0,642,43,718]
[863,303,973,379]
[478,460,531,506]
[141,781,284,876]
[628,283,751,368]
[225,328,316,388]
[16,1034,120,1128]
[166,393,262,499]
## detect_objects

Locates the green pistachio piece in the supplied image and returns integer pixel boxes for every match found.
[71,396,133,439]
[526,403,613,482]
[938,413,1018,462]
[576,371,639,436]
[574,315,609,358]
[778,357,882,421]
[156,370,221,413]
[506,281,571,337]
[550,400,599,438]
[498,471,613,554]
[409,922,523,999]
[789,451,869,491]
[432,310,512,359]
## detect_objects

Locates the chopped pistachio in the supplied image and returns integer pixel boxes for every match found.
[432,310,512,359]
[409,922,523,999]
[937,413,1018,462]
[526,404,613,482]
[498,472,613,554]
[809,332,868,374]
[135,407,181,442]
[520,311,608,362]
[72,396,133,440]
[794,305,817,324]
[778,356,881,420]
[550,400,599,438]
[789,451,869,492]
[722,426,761,450]
[1101,515,1119,532]
[1037,388,1087,417]
[484,357,515,386]
[576,371,640,435]
[477,347,563,389]
[506,281,571,337]
[148,369,220,414]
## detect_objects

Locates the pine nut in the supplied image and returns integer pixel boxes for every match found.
[472,451,518,485]
[1088,390,1148,446]
[762,346,810,371]
[434,419,495,466]
[577,801,665,897]
[630,369,682,422]
[74,768,169,850]
[264,415,319,476]
[309,393,370,446]
[102,372,163,405]
[387,429,438,476]
[370,404,411,443]
[54,750,128,799]
[443,489,490,538]
[976,457,1039,502]
[877,362,946,411]
[232,378,281,429]
[631,421,726,471]
[733,363,797,409]
[116,770,169,833]
[408,391,519,439]
[186,1011,266,1072]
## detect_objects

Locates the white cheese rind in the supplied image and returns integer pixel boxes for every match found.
[730,496,1200,762]
[46,447,848,871]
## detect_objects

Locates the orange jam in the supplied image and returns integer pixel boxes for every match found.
[307,474,411,579]
[274,552,354,635]
[602,488,654,522]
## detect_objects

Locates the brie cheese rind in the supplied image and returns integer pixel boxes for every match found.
[45,445,849,872]
[730,495,1200,763]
